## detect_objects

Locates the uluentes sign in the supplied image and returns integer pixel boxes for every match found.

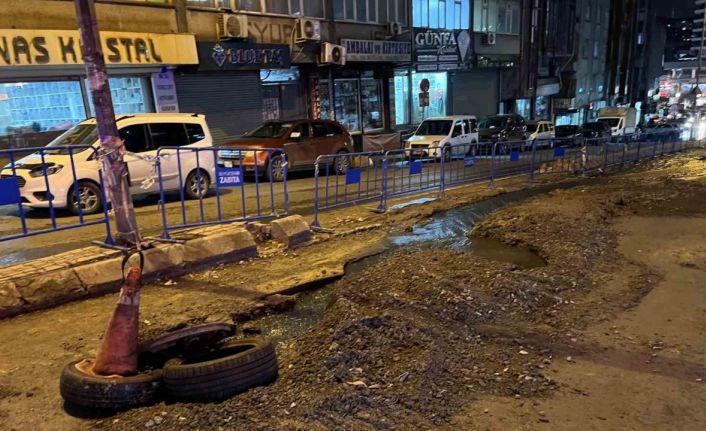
[0,29,198,67]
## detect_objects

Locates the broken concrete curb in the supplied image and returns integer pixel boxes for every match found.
[0,225,259,319]
[271,215,312,248]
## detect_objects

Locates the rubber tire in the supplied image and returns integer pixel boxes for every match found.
[266,154,285,182]
[184,170,210,200]
[68,181,102,216]
[335,150,350,175]
[163,338,278,402]
[59,360,162,410]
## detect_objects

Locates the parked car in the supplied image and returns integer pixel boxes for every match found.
[404,115,479,161]
[219,119,354,182]
[581,121,612,140]
[478,114,527,143]
[0,113,215,215]
[554,125,584,147]
[525,120,555,148]
[637,122,681,141]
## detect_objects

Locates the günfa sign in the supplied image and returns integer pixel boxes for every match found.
[0,29,198,67]
[413,29,472,72]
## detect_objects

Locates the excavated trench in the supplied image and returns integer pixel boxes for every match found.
[250,181,585,346]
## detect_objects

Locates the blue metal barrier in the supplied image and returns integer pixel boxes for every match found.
[0,145,113,244]
[155,146,288,239]
[384,147,445,201]
[311,151,385,228]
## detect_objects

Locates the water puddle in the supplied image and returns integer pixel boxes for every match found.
[249,182,584,344]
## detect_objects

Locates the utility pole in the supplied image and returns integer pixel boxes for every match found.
[696,4,706,100]
[74,0,141,247]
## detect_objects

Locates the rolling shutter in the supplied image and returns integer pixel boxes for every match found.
[175,72,263,145]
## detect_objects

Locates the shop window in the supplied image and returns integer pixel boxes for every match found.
[149,123,189,149]
[515,99,531,119]
[334,80,360,132]
[391,73,410,126]
[361,79,383,131]
[119,124,150,153]
[262,85,282,121]
[0,81,86,142]
[411,72,447,124]
[87,77,150,116]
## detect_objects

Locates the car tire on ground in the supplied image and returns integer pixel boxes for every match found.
[441,145,452,163]
[184,170,210,200]
[266,154,286,182]
[163,338,278,402]
[68,181,102,216]
[59,359,162,410]
[335,150,350,175]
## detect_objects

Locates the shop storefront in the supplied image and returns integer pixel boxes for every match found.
[311,39,412,135]
[0,29,197,148]
[412,28,473,122]
[179,41,296,144]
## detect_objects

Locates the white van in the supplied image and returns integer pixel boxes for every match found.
[0,113,215,215]
[404,115,479,161]
[597,107,637,137]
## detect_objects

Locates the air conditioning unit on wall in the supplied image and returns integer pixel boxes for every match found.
[482,32,497,45]
[321,43,346,66]
[296,18,322,42]
[217,13,248,40]
[388,22,403,36]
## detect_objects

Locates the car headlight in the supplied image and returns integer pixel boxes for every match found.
[29,164,63,177]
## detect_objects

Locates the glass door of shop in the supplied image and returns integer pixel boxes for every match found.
[334,79,360,133]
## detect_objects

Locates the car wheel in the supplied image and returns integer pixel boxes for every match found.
[68,181,102,215]
[60,359,162,410]
[442,146,452,163]
[163,338,278,402]
[184,170,210,199]
[266,154,286,183]
[335,150,350,175]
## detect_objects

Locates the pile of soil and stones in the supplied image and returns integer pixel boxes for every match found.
[100,155,706,431]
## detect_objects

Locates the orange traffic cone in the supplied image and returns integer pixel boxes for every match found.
[92,266,142,376]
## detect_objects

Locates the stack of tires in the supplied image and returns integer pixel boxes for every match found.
[60,325,278,411]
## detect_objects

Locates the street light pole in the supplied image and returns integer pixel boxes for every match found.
[74,0,141,247]
[695,3,706,104]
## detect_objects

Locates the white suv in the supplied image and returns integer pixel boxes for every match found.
[405,115,479,161]
[1,113,215,215]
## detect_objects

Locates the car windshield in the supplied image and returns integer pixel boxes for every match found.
[478,116,509,129]
[526,124,539,133]
[245,122,295,138]
[415,120,452,136]
[44,124,99,155]
[597,118,620,127]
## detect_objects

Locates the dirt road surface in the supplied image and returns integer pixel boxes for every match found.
[0,151,704,430]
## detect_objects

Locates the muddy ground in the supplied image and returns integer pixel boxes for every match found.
[99,154,704,430]
[1,151,705,430]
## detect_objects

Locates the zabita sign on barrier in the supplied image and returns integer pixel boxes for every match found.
[216,167,243,187]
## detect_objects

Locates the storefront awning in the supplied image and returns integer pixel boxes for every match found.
[537,77,561,96]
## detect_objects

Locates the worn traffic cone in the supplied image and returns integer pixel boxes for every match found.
[92,266,142,376]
